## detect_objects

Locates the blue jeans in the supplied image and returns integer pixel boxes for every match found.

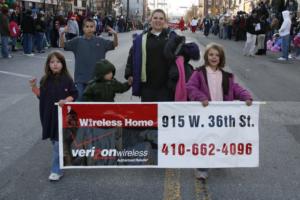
[51,141,62,175]
[35,32,44,52]
[23,33,33,54]
[281,35,290,59]
[1,35,9,58]
[75,82,87,101]
[11,37,17,47]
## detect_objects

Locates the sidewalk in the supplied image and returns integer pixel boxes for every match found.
[187,31,300,66]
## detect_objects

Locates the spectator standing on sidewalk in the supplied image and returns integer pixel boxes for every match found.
[179,17,185,31]
[66,14,79,40]
[255,16,269,55]
[34,13,46,53]
[0,6,12,58]
[243,10,259,57]
[191,17,198,33]
[61,18,118,100]
[9,12,20,52]
[21,10,35,56]
[277,10,291,61]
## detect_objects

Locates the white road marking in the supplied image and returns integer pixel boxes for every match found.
[0,70,33,79]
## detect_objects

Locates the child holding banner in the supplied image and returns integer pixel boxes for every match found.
[186,43,252,180]
[29,51,78,181]
[81,59,132,101]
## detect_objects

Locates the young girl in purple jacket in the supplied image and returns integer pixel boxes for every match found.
[186,43,252,180]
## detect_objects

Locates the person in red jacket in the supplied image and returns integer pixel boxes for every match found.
[179,17,185,31]
[9,12,20,52]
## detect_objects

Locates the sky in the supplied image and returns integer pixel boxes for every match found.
[166,0,199,17]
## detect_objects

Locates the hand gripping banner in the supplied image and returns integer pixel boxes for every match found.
[58,102,261,169]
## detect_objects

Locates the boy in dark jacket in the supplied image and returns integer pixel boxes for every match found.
[78,59,131,166]
[82,59,131,101]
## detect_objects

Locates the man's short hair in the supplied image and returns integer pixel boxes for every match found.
[83,18,95,27]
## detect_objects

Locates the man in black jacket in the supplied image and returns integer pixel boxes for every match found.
[243,11,259,57]
[21,10,35,55]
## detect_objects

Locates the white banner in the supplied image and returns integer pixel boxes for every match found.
[58,102,260,168]
[158,102,260,168]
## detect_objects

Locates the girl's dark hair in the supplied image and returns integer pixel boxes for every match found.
[151,9,167,20]
[203,43,225,69]
[40,51,72,86]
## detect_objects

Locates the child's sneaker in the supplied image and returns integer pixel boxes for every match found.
[195,169,208,180]
[48,173,63,181]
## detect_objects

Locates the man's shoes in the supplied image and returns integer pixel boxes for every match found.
[48,173,63,181]
[277,57,287,61]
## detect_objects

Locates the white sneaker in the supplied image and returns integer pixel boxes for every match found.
[48,173,63,181]
[24,53,35,56]
[277,57,287,61]
[288,54,293,59]
[195,169,208,180]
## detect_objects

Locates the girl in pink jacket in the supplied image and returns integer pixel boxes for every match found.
[186,43,252,180]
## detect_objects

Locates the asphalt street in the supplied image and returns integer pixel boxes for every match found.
[0,30,299,200]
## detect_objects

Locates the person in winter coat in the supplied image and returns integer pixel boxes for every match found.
[203,16,211,36]
[124,9,176,102]
[243,10,259,56]
[75,59,131,166]
[34,13,47,53]
[255,16,269,55]
[82,59,131,101]
[163,35,200,100]
[66,15,79,40]
[0,6,11,58]
[9,12,20,52]
[179,17,185,31]
[277,10,291,61]
[186,43,252,180]
[29,51,78,181]
[21,10,35,55]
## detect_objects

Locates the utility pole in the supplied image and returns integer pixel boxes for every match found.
[126,0,130,21]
